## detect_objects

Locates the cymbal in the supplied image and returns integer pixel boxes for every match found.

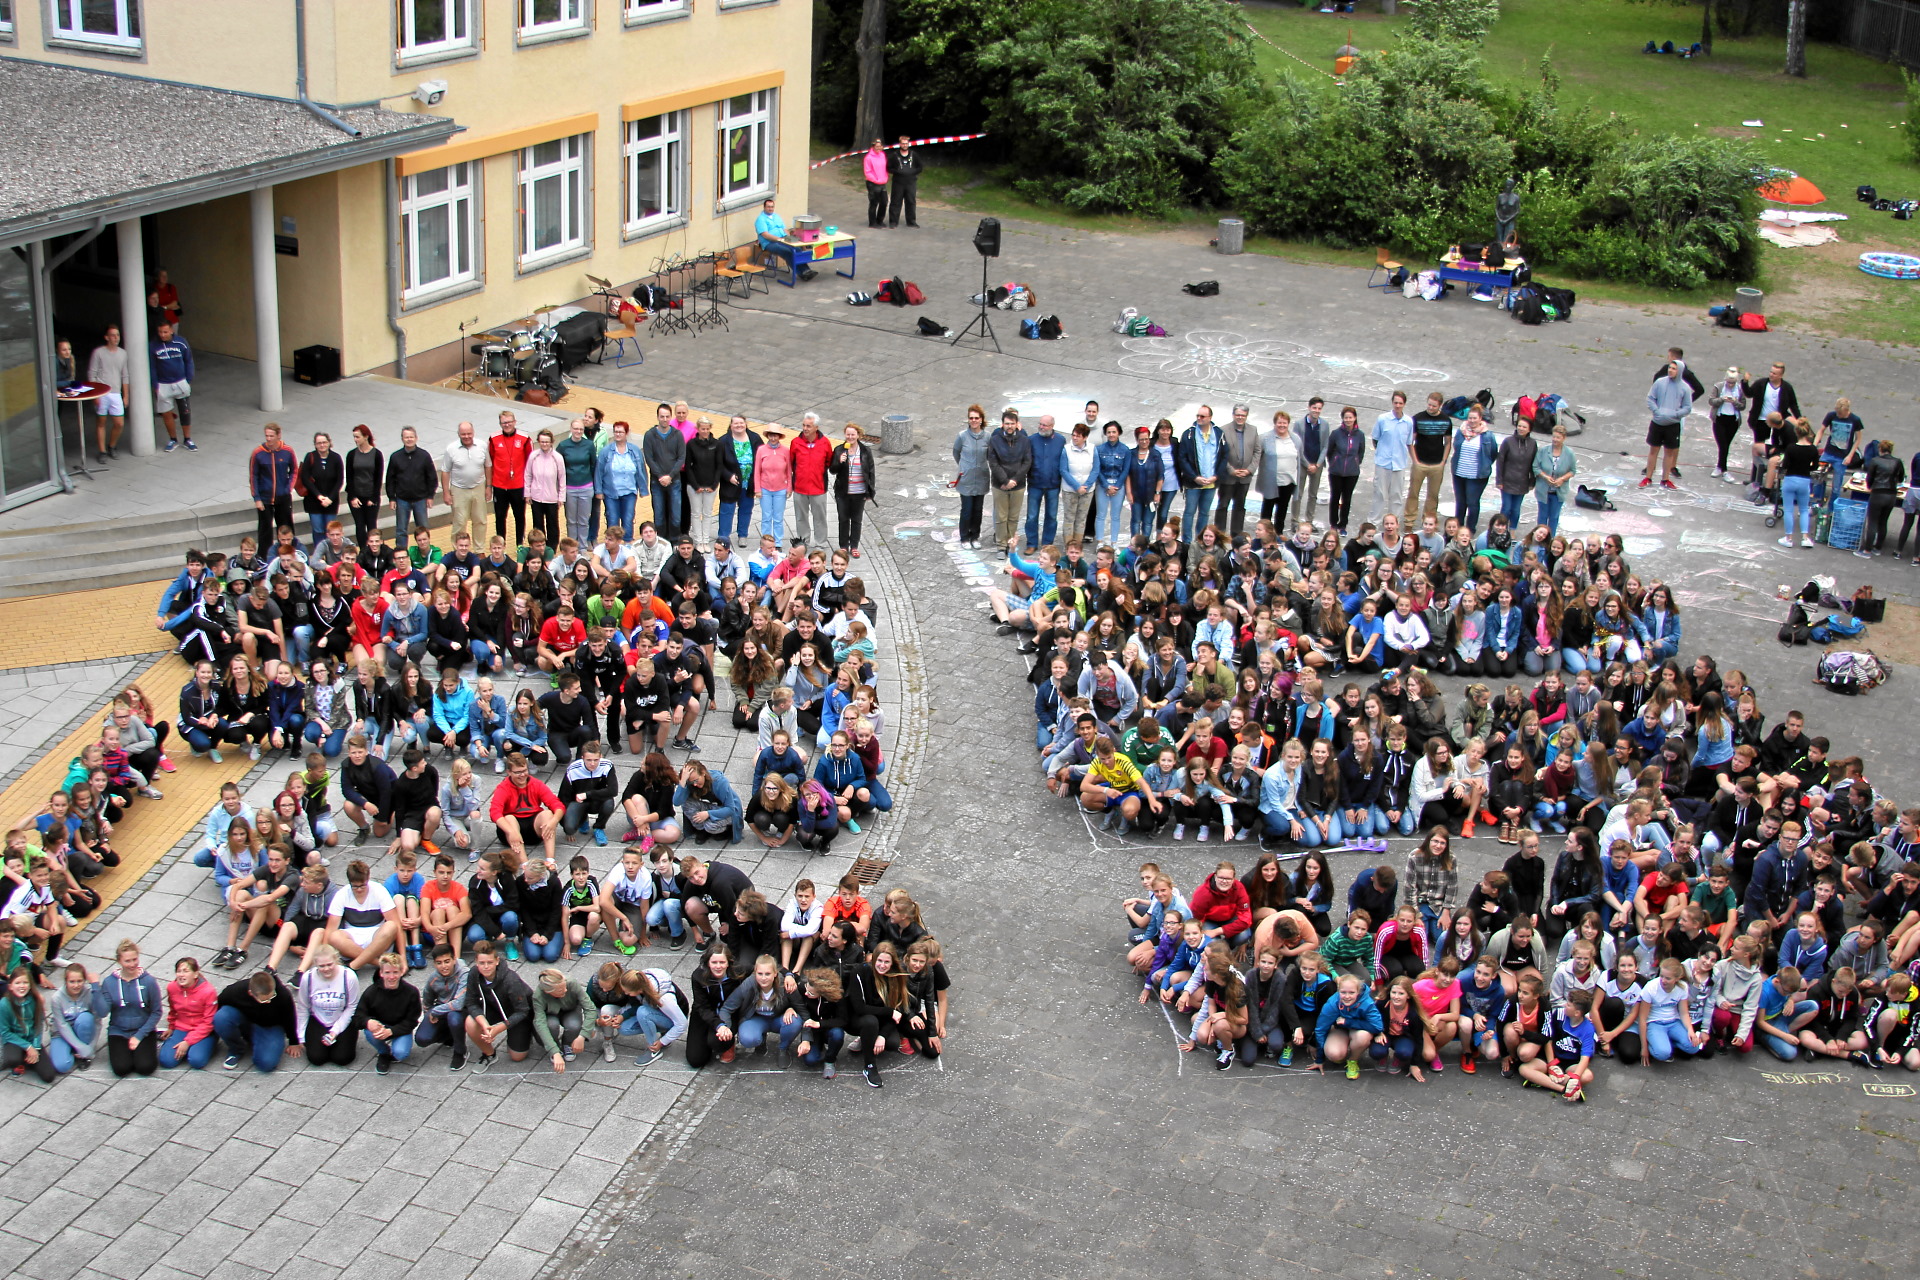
[531,304,560,314]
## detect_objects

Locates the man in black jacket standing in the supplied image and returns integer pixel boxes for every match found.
[1746,362,1801,435]
[385,426,438,547]
[887,135,921,229]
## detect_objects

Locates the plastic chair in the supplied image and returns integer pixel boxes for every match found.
[1367,246,1403,292]
[733,244,769,294]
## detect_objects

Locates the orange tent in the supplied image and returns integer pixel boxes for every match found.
[1757,173,1825,205]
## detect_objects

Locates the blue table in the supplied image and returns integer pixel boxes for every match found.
[763,233,857,287]
[1436,258,1526,303]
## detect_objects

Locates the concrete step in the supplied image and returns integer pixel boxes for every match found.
[0,501,255,559]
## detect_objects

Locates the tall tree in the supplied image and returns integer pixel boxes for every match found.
[1699,0,1713,56]
[854,0,887,145]
[1784,0,1806,76]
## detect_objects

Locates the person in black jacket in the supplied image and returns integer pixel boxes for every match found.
[344,426,384,549]
[213,969,301,1073]
[686,944,743,1068]
[389,747,441,856]
[792,967,849,1077]
[886,134,921,228]
[569,629,627,750]
[298,432,345,548]
[682,416,727,548]
[384,425,439,547]
[681,858,753,949]
[466,855,523,959]
[830,424,879,555]
[461,941,533,1069]
[516,857,564,963]
[842,953,896,1087]
[558,742,618,843]
[355,951,422,1074]
[1745,362,1801,438]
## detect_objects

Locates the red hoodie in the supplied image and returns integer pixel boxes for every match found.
[791,432,833,495]
[1188,877,1251,938]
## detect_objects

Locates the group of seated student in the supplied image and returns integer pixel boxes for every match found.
[1,866,947,1088]
[0,449,927,1084]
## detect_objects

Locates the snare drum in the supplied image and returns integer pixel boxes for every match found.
[480,345,512,379]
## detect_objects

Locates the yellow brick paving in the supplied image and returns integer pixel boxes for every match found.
[0,581,176,669]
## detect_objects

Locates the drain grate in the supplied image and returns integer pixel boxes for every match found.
[849,857,892,886]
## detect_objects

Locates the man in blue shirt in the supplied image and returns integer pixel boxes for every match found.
[1371,391,1414,524]
[151,322,196,452]
[1025,415,1065,550]
[1175,406,1223,535]
[754,197,787,250]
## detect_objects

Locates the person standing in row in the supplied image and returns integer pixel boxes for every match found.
[988,410,1030,553]
[386,426,437,548]
[1296,396,1329,519]
[1371,391,1413,523]
[791,415,835,549]
[557,417,600,546]
[249,424,298,553]
[441,421,490,546]
[863,139,890,229]
[1025,416,1064,553]
[87,325,129,461]
[1217,404,1260,538]
[1176,406,1222,535]
[1406,391,1452,521]
[489,410,532,549]
[645,403,687,539]
[952,405,991,549]
[345,425,384,549]
[297,431,344,549]
[831,423,878,557]
[887,134,921,229]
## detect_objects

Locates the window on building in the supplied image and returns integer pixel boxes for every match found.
[49,0,141,49]
[0,1,15,38]
[519,0,585,38]
[401,162,477,299]
[623,0,687,20]
[716,89,775,205]
[520,134,588,266]
[622,113,685,234]
[399,0,473,59]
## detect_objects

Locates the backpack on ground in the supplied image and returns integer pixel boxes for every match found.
[1816,649,1891,695]
[916,316,950,337]
[1183,280,1220,297]
[1574,484,1615,511]
[1113,307,1140,334]
[876,278,908,306]
[1020,314,1063,340]
[633,283,669,311]
[1739,312,1769,332]
[1716,306,1744,329]
[902,280,926,305]
[1824,612,1867,639]
[1540,286,1576,320]
[1778,601,1811,646]
[846,291,873,306]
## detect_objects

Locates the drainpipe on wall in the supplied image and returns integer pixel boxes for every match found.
[385,161,409,379]
[294,0,360,136]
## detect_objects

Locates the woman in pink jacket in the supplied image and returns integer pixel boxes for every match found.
[525,429,568,547]
[159,956,218,1069]
[754,426,792,544]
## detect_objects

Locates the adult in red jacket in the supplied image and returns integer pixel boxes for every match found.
[489,752,562,868]
[488,410,533,548]
[250,424,299,554]
[1189,861,1253,947]
[789,415,835,550]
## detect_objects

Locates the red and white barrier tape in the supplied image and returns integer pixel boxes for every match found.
[809,133,990,169]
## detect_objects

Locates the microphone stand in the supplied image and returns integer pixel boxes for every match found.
[951,253,999,352]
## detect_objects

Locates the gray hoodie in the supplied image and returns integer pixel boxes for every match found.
[1647,373,1693,426]
[1712,957,1765,1042]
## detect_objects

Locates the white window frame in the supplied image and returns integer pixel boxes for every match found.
[0,1,16,39]
[48,0,141,51]
[398,0,474,63]
[518,0,586,40]
[519,133,590,269]
[715,89,776,210]
[622,112,687,237]
[623,0,688,23]
[400,162,479,302]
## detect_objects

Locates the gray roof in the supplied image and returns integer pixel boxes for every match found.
[0,57,459,248]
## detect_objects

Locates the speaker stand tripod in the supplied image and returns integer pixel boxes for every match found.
[454,318,481,391]
[951,256,1000,352]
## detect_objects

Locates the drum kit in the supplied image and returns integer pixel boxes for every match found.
[462,306,566,399]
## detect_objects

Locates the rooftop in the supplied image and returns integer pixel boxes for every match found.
[0,57,458,247]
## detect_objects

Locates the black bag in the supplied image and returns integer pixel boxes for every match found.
[1037,314,1062,339]
[1512,285,1546,325]
[1858,185,1878,203]
[634,283,669,310]
[1540,286,1576,320]
[1183,280,1220,297]
[1778,602,1811,646]
[1574,484,1615,511]
[916,316,949,337]
[876,278,908,306]
[1855,596,1887,623]
[1716,306,1744,329]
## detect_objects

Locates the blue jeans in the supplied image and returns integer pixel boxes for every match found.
[737,1012,800,1053]
[393,499,430,546]
[468,910,520,942]
[1025,486,1059,549]
[469,638,496,672]
[1181,486,1215,536]
[159,1030,215,1069]
[717,498,754,542]
[647,897,684,938]
[46,1011,96,1073]
[621,1005,675,1044]
[864,769,894,812]
[1781,474,1812,538]
[1531,799,1558,831]
[275,713,307,749]
[758,489,788,542]
[1645,1019,1700,1062]
[1452,473,1489,532]
[1095,487,1126,546]
[799,1026,845,1065]
[362,1030,415,1061]
[1499,490,1526,528]
[416,1011,464,1048]
[1758,999,1821,1060]
[1539,490,1563,538]
[520,931,564,962]
[1560,648,1592,675]
[1299,811,1342,848]
[213,1006,288,1072]
[1522,647,1562,676]
[308,514,331,546]
[289,626,313,668]
[652,482,683,534]
[1129,494,1156,539]
[603,492,637,539]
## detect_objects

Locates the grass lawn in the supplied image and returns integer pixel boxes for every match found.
[879,0,1920,347]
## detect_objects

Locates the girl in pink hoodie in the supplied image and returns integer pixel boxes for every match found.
[754,427,792,543]
[159,956,218,1069]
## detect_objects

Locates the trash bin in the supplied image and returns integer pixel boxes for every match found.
[879,413,914,456]
[1736,286,1764,312]
[1216,218,1245,255]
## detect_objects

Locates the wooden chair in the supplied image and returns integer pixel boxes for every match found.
[604,321,643,368]
[713,254,748,300]
[1367,246,1403,292]
[733,243,768,294]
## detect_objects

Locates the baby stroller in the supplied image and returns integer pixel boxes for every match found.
[1761,461,1832,528]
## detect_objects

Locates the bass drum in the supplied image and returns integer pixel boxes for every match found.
[480,345,512,379]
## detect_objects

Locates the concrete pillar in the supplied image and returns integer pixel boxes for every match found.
[116,218,155,457]
[251,186,283,412]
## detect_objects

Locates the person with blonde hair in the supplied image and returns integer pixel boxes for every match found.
[294,943,360,1067]
[355,951,421,1074]
[533,967,591,1073]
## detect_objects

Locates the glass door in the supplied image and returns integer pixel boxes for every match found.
[0,246,60,508]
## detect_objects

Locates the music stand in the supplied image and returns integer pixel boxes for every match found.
[455,318,481,391]
[950,255,1000,352]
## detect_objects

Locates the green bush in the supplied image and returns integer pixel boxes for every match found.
[978,0,1267,217]
[1904,70,1920,166]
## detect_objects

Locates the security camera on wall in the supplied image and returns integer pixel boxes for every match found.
[413,80,447,107]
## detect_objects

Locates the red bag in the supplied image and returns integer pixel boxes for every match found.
[1739,312,1769,332]
[903,281,926,305]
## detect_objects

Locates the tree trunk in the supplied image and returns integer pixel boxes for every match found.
[854,0,887,147]
[1784,0,1807,77]
[1699,0,1712,56]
